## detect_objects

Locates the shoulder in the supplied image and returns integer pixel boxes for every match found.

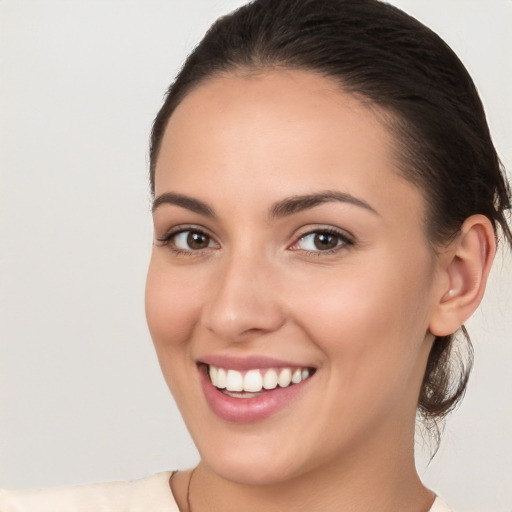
[430,496,455,512]
[0,471,178,512]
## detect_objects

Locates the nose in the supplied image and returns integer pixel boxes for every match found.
[201,250,286,342]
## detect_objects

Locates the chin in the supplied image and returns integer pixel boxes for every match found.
[207,455,300,486]
[195,434,312,486]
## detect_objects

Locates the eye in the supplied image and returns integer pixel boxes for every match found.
[156,227,219,253]
[289,228,352,253]
[174,230,214,250]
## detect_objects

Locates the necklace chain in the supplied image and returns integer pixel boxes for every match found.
[186,467,197,512]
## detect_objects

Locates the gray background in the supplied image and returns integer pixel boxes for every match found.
[1,1,511,510]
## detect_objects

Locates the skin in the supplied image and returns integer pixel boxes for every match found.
[145,70,495,512]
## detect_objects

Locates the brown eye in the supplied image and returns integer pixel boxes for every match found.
[313,233,339,250]
[186,231,210,249]
[169,230,215,251]
[291,229,352,253]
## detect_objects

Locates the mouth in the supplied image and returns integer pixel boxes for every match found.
[197,360,316,422]
[205,364,315,398]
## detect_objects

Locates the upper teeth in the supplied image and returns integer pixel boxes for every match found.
[208,365,311,393]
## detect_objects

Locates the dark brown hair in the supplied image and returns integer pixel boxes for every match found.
[149,0,512,441]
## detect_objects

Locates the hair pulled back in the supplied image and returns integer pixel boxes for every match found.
[149,0,512,441]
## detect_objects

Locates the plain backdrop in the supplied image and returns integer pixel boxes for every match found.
[1,1,511,510]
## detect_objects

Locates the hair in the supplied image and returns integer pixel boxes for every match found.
[149,0,512,444]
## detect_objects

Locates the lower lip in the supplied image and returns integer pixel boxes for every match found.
[199,365,313,423]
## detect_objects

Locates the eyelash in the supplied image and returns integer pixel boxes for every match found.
[156,226,217,256]
[155,226,354,257]
[289,227,354,256]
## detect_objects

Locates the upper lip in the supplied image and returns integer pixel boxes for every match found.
[198,354,313,371]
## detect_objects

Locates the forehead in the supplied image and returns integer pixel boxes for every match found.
[155,69,422,223]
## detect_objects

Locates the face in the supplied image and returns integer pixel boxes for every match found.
[146,70,440,485]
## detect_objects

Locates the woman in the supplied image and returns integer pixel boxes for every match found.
[1,0,510,510]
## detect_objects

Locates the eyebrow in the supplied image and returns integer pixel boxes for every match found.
[152,190,379,218]
[270,190,379,219]
[152,192,215,216]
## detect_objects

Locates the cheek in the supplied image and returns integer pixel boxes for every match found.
[292,270,433,440]
[289,251,434,382]
[145,255,202,351]
[145,256,208,413]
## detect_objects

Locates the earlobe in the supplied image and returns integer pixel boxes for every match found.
[429,215,496,337]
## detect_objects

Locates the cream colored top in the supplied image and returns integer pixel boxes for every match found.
[0,472,178,512]
[0,472,453,511]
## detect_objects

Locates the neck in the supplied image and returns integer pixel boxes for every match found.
[174,397,436,512]
[186,434,434,512]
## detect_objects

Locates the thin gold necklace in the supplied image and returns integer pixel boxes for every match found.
[186,466,197,512]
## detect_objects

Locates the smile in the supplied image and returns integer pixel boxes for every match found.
[208,365,312,397]
[198,360,316,423]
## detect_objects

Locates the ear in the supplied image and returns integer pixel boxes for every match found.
[429,215,496,337]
